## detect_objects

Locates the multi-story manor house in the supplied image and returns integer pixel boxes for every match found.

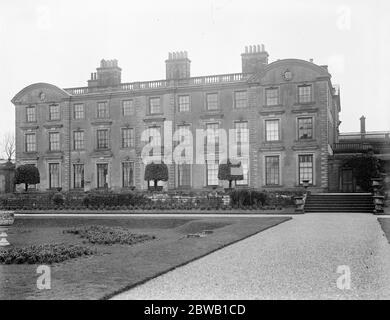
[12,45,341,192]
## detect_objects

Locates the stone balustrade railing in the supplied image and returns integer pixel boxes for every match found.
[64,73,248,96]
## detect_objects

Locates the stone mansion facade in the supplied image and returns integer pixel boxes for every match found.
[11,45,341,192]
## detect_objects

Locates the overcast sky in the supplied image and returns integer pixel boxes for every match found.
[0,0,389,153]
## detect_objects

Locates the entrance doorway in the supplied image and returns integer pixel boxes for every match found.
[341,168,354,192]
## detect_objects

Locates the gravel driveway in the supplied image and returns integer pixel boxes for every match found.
[112,212,390,300]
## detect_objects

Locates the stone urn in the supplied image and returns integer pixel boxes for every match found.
[0,211,15,247]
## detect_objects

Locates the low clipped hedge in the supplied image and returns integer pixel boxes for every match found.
[0,244,96,265]
[81,192,151,208]
[229,189,267,207]
[64,225,156,245]
[0,189,299,211]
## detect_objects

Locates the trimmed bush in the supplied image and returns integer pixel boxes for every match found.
[229,189,267,208]
[218,160,244,189]
[14,164,40,191]
[144,162,168,190]
[52,192,65,206]
[82,192,150,208]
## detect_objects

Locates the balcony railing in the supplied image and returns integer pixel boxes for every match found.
[333,142,373,153]
[64,73,248,96]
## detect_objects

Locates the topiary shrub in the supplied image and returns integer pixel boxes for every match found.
[218,159,244,189]
[14,164,40,191]
[229,189,267,208]
[52,192,65,206]
[144,162,168,191]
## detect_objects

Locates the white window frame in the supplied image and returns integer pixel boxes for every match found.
[96,162,110,189]
[296,116,315,141]
[96,128,110,150]
[205,92,219,111]
[121,127,135,149]
[72,163,85,189]
[26,105,36,122]
[97,101,109,119]
[264,118,281,142]
[73,130,85,150]
[265,87,279,106]
[47,161,61,190]
[25,132,37,152]
[296,153,316,186]
[263,154,282,186]
[49,104,61,121]
[49,131,60,151]
[297,84,313,104]
[73,103,85,120]
[122,100,135,116]
[234,90,248,109]
[178,95,191,112]
[149,97,162,115]
[122,161,135,188]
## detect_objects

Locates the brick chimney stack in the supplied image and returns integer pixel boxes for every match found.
[88,59,122,88]
[165,51,191,80]
[360,115,366,140]
[241,44,269,74]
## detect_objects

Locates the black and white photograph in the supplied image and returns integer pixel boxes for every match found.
[0,0,390,305]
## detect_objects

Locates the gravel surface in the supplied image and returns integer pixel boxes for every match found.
[112,212,390,300]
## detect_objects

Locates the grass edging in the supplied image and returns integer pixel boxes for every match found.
[378,218,390,244]
[14,208,296,215]
[102,216,292,300]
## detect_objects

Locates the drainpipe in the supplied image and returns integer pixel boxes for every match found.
[68,96,72,191]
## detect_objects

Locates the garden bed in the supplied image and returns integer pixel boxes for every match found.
[0,189,300,213]
[0,216,291,299]
[64,225,156,245]
[0,244,96,265]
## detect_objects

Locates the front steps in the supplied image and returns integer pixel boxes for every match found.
[304,193,374,213]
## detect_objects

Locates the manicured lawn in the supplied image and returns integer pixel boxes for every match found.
[379,218,390,244]
[0,216,291,300]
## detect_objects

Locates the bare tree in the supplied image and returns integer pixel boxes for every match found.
[3,132,15,162]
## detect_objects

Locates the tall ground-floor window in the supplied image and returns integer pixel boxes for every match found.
[122,162,134,188]
[206,160,219,186]
[298,154,313,185]
[73,164,84,189]
[49,163,60,189]
[177,164,191,187]
[236,158,249,186]
[265,156,280,186]
[97,163,108,188]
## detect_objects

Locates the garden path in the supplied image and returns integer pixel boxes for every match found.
[112,212,390,299]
